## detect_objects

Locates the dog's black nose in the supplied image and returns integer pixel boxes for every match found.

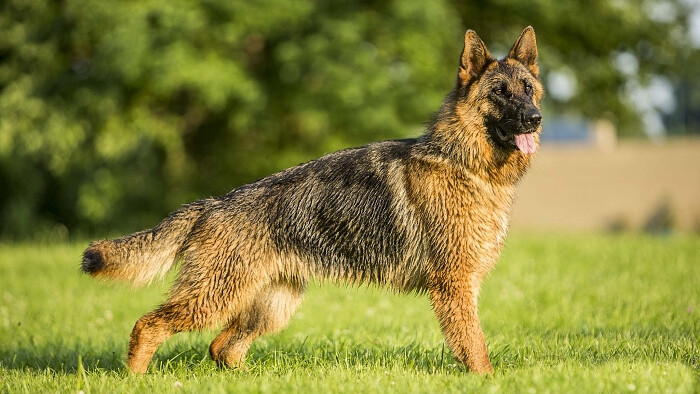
[522,108,542,127]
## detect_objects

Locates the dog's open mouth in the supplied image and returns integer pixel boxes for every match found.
[495,127,537,155]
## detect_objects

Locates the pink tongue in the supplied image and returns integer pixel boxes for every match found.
[514,133,536,154]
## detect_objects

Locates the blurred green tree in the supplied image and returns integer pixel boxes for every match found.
[0,0,695,238]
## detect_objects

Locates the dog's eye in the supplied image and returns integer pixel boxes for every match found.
[493,87,505,96]
[524,82,533,95]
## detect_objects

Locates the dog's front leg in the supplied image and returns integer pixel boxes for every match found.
[428,275,494,374]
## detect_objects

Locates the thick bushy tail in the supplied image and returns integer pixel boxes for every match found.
[81,201,208,286]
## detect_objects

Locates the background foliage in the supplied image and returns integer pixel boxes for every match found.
[0,0,697,238]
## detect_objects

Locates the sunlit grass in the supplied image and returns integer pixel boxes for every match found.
[0,233,697,392]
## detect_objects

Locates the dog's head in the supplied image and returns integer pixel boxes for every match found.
[455,27,544,156]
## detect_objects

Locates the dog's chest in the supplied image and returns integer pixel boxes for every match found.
[407,162,515,271]
[451,179,513,260]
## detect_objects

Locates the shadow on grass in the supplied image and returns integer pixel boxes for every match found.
[0,341,127,373]
[2,326,694,374]
[243,339,459,373]
[0,337,456,375]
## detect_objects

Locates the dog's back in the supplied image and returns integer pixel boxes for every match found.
[255,139,429,290]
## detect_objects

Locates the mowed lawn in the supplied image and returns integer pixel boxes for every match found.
[0,233,697,393]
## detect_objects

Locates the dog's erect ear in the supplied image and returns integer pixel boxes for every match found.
[508,26,539,77]
[459,30,493,86]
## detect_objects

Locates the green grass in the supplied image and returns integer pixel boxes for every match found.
[0,233,697,393]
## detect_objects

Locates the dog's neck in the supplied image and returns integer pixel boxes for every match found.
[422,96,536,186]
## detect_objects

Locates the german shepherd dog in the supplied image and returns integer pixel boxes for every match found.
[82,27,543,374]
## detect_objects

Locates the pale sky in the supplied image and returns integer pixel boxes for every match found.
[678,0,700,46]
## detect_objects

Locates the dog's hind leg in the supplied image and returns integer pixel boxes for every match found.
[127,280,261,373]
[209,282,304,369]
[127,304,187,373]
[127,252,266,373]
